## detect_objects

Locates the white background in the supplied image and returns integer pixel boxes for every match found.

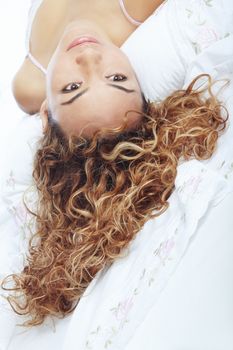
[0,0,31,167]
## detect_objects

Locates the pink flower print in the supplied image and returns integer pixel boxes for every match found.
[160,239,175,261]
[111,297,134,327]
[177,175,203,197]
[154,238,175,265]
[196,27,218,51]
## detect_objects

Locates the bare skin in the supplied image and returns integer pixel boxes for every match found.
[13,0,164,137]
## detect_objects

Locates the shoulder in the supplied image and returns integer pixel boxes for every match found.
[12,58,46,115]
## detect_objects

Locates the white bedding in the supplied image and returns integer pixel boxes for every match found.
[0,1,233,349]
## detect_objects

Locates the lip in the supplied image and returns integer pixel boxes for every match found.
[67,36,100,51]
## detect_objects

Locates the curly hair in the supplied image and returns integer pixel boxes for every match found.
[1,74,227,327]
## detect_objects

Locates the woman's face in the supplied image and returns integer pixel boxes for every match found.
[42,20,143,137]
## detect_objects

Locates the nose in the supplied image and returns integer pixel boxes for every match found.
[75,47,102,66]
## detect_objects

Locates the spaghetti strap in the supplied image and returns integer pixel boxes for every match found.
[25,0,47,75]
[118,0,143,26]
[27,52,47,75]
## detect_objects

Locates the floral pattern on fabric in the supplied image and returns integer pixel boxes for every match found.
[1,168,38,248]
[83,229,183,349]
[180,0,232,54]
[68,156,231,349]
[0,1,232,349]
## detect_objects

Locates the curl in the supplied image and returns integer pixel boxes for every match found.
[1,74,228,327]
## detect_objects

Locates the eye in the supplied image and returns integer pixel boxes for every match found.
[62,82,82,93]
[107,74,127,82]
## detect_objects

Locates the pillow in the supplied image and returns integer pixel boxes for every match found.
[121,0,233,102]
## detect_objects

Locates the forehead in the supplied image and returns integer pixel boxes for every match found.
[51,84,143,136]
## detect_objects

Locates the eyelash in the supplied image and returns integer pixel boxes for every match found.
[106,74,128,82]
[62,74,127,92]
[62,82,82,93]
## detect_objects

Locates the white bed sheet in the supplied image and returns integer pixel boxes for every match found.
[0,1,233,350]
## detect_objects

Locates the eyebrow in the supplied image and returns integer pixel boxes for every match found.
[60,84,136,106]
[61,88,89,105]
[107,84,136,93]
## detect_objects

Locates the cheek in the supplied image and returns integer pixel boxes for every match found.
[46,48,67,87]
[46,63,66,105]
[46,59,57,98]
[46,47,60,77]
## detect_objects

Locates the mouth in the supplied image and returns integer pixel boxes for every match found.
[67,36,100,51]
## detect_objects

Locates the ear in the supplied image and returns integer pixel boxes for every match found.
[40,100,49,134]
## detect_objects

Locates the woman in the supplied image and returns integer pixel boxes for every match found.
[13,0,165,136]
[2,0,226,330]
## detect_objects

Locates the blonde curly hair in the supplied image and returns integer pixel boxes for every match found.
[1,74,227,327]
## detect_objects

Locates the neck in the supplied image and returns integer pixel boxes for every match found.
[62,19,113,45]
[66,0,136,47]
